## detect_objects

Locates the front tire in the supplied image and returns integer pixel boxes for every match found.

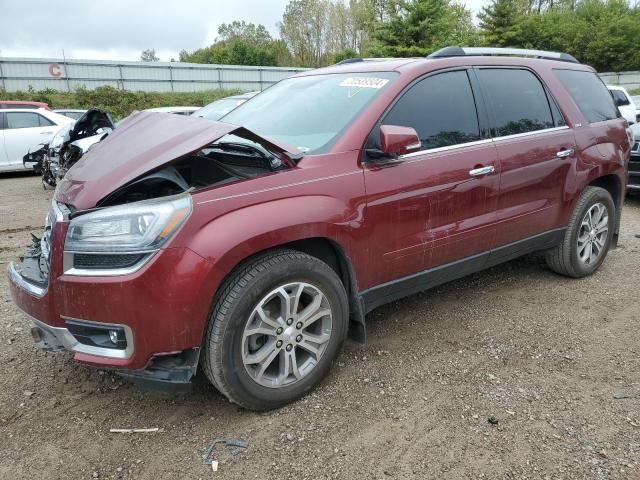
[545,186,615,278]
[202,249,348,410]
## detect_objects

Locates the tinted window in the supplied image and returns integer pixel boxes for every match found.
[478,69,554,137]
[6,112,41,129]
[554,70,619,123]
[550,98,567,127]
[609,89,630,106]
[382,70,480,150]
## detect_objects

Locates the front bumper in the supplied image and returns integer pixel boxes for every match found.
[8,226,218,373]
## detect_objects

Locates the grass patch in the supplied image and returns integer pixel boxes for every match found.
[0,86,242,120]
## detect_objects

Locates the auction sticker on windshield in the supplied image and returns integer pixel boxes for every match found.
[339,77,389,89]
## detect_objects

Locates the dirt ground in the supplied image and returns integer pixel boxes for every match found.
[0,173,639,480]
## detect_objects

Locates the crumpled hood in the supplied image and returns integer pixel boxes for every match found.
[56,111,299,209]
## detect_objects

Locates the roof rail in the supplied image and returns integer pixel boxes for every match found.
[335,58,365,65]
[334,57,421,65]
[428,46,579,64]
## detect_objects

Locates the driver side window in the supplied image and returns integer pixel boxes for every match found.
[379,70,481,151]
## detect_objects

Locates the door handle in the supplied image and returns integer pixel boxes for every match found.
[469,165,495,177]
[556,148,575,158]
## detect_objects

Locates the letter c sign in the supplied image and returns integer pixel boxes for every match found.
[48,64,62,77]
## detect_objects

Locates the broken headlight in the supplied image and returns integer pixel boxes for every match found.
[63,194,192,274]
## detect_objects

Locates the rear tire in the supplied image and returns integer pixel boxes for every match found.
[545,186,615,278]
[202,249,348,411]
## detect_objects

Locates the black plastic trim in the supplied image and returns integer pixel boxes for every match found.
[360,228,566,313]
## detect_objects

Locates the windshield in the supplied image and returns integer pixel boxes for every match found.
[194,98,248,120]
[222,72,397,153]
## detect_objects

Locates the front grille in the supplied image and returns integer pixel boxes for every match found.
[632,141,640,154]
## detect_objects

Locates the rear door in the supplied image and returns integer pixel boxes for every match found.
[3,112,57,170]
[476,67,577,256]
[363,69,499,291]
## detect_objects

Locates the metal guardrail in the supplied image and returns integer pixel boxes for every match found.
[0,57,309,92]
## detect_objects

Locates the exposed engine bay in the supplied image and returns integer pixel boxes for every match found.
[100,139,290,206]
[54,111,303,210]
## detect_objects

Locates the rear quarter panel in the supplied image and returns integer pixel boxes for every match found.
[536,64,629,216]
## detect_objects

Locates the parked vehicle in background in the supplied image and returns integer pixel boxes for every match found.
[628,122,640,193]
[8,47,630,410]
[41,109,114,186]
[0,109,73,173]
[144,106,200,115]
[54,109,88,120]
[631,95,640,123]
[192,92,258,120]
[0,100,50,110]
[607,85,635,124]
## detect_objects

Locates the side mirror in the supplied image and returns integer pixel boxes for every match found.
[379,125,421,156]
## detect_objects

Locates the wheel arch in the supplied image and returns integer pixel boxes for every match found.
[212,237,366,344]
[587,174,622,246]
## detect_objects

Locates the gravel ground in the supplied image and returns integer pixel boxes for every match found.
[0,173,639,480]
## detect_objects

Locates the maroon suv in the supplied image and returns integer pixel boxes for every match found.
[8,47,630,410]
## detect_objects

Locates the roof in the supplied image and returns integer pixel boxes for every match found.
[0,100,50,109]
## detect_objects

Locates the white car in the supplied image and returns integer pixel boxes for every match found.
[607,85,635,124]
[631,95,640,123]
[0,108,73,173]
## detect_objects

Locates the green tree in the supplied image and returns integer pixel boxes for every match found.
[140,48,159,62]
[366,0,477,57]
[478,0,526,47]
[179,21,284,66]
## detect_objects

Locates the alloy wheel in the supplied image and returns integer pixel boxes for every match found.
[242,282,333,388]
[577,202,609,265]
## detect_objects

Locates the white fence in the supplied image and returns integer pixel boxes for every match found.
[599,71,640,91]
[0,56,636,93]
[0,57,308,92]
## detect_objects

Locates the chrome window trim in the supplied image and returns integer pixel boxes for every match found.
[398,138,494,159]
[491,125,570,143]
[398,126,572,160]
[62,251,156,277]
[7,261,47,298]
[31,316,135,359]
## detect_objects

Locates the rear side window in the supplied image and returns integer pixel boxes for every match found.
[477,69,555,137]
[6,112,41,129]
[382,70,480,150]
[38,115,54,126]
[554,70,619,123]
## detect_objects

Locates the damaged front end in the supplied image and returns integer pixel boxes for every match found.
[43,108,114,187]
[57,110,301,208]
[9,111,302,392]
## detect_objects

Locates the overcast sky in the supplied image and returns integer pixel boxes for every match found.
[0,0,489,61]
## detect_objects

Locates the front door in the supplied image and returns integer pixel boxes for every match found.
[362,69,499,298]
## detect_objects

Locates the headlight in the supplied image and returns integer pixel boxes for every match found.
[63,195,192,275]
[49,123,73,153]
